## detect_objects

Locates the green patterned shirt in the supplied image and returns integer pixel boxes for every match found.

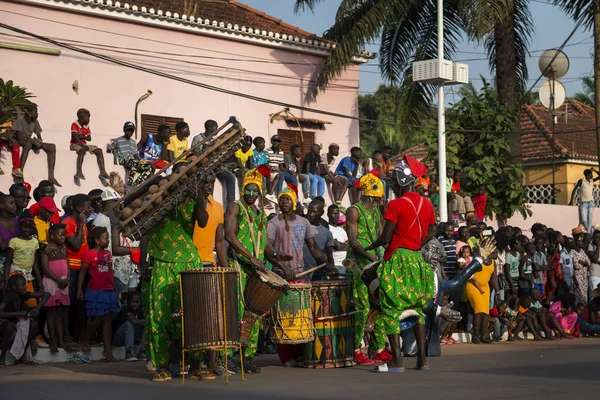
[148,200,200,263]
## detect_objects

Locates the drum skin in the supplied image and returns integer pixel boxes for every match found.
[303,280,355,368]
[180,269,240,349]
[271,282,314,344]
[244,268,289,315]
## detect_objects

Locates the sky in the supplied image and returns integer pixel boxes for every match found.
[239,0,594,103]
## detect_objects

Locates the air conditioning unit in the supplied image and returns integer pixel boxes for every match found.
[412,59,453,83]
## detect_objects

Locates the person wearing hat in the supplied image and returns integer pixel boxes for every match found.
[366,155,436,372]
[111,122,154,188]
[34,197,60,247]
[224,165,272,373]
[265,135,297,202]
[345,170,390,365]
[70,108,110,181]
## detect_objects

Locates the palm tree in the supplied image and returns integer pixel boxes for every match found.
[294,0,532,119]
[573,75,594,107]
[0,78,35,126]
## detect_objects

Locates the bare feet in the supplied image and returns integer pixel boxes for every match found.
[99,172,110,179]
[101,351,116,362]
[74,173,85,180]
[534,335,544,341]
[48,177,62,187]
[59,342,74,352]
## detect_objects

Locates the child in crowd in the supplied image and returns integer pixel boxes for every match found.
[113,291,145,362]
[532,236,547,296]
[497,301,518,341]
[549,293,578,336]
[519,242,535,298]
[458,246,485,295]
[0,274,49,365]
[41,224,72,353]
[113,121,154,187]
[77,226,119,361]
[4,213,40,308]
[167,121,190,162]
[252,137,270,206]
[440,296,458,344]
[70,108,110,181]
[576,303,600,336]
[514,296,543,341]
[234,136,254,191]
[570,234,590,305]
[505,237,522,307]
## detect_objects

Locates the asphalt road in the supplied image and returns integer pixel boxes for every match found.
[1,338,599,400]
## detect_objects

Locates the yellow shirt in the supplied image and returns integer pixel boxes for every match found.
[167,135,189,160]
[193,195,224,266]
[235,148,253,166]
[9,237,40,273]
[34,217,50,245]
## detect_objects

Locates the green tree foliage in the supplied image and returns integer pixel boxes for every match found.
[358,84,422,155]
[0,79,35,126]
[573,75,594,107]
[423,81,531,220]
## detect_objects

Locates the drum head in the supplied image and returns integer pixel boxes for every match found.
[256,268,289,288]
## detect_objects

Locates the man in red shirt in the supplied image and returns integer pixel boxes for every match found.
[472,185,488,223]
[70,108,110,181]
[366,155,436,373]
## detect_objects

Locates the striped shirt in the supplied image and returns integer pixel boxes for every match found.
[111,136,138,165]
[266,147,285,172]
[438,237,457,279]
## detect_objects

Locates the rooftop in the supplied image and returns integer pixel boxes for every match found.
[520,99,597,163]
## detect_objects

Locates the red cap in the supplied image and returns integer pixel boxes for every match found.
[22,182,32,194]
[38,197,59,213]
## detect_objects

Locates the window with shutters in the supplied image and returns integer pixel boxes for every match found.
[140,114,184,137]
[277,129,315,155]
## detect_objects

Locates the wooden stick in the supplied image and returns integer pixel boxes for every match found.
[295,263,326,278]
[315,310,362,321]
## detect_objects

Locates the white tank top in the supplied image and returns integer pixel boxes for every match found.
[581,179,594,203]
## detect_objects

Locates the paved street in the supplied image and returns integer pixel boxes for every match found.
[1,338,598,400]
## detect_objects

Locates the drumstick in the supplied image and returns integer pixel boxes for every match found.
[295,263,327,278]
[315,310,362,321]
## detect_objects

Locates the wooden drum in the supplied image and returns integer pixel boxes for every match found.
[304,280,355,369]
[180,268,240,349]
[243,268,289,315]
[270,282,314,344]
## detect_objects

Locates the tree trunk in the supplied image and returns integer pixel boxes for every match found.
[494,10,521,163]
[595,0,600,175]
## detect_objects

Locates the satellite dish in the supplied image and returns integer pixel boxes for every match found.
[539,79,566,110]
[538,49,569,79]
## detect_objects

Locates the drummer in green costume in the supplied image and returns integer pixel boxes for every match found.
[224,165,272,374]
[346,170,391,365]
[141,166,208,382]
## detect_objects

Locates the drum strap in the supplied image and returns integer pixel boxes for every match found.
[401,196,424,238]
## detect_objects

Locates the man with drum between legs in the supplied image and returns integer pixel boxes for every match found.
[267,184,327,365]
[189,173,228,379]
[141,176,208,382]
[366,156,435,373]
[224,165,280,373]
[346,170,391,365]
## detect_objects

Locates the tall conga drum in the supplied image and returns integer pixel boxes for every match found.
[180,268,240,349]
[304,280,355,368]
[270,282,314,344]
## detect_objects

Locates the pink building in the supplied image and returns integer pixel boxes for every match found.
[0,0,372,202]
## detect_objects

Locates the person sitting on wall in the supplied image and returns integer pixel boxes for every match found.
[70,108,110,181]
[138,124,171,172]
[13,105,60,187]
[334,146,364,205]
[0,121,23,179]
[111,122,154,188]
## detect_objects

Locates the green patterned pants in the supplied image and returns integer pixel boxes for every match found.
[238,262,260,359]
[377,248,434,335]
[353,272,386,351]
[145,259,202,368]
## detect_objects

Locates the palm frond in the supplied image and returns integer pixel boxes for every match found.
[313,0,414,95]
[553,0,593,30]
[293,0,323,14]
[459,0,516,39]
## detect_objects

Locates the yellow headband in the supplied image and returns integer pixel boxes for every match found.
[278,187,297,211]
[357,172,384,198]
[243,168,264,193]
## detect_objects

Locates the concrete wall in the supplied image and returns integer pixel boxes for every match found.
[523,162,597,205]
[488,203,600,236]
[0,1,360,204]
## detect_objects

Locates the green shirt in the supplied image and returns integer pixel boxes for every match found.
[148,200,200,263]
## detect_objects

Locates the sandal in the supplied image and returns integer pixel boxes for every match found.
[152,371,172,382]
[416,363,431,371]
[372,364,404,373]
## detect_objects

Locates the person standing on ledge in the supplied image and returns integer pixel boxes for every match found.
[570,169,600,234]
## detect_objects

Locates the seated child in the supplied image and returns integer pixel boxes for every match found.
[575,303,600,336]
[549,293,578,336]
[529,288,565,340]
[0,274,49,365]
[4,213,40,308]
[497,300,518,341]
[113,292,145,362]
[514,296,544,341]
[440,296,458,344]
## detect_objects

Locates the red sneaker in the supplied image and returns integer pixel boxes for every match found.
[373,349,392,363]
[447,337,458,344]
[354,351,374,365]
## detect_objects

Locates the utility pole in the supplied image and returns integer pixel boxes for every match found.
[437,0,448,222]
[595,0,600,174]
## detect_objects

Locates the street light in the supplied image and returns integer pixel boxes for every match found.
[412,0,468,222]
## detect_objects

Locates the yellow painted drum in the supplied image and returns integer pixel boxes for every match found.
[270,282,315,344]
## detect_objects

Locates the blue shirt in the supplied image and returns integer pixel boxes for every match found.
[253,150,268,166]
[335,156,357,177]
[139,134,163,162]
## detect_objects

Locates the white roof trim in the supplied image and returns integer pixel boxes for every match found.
[17,0,377,61]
